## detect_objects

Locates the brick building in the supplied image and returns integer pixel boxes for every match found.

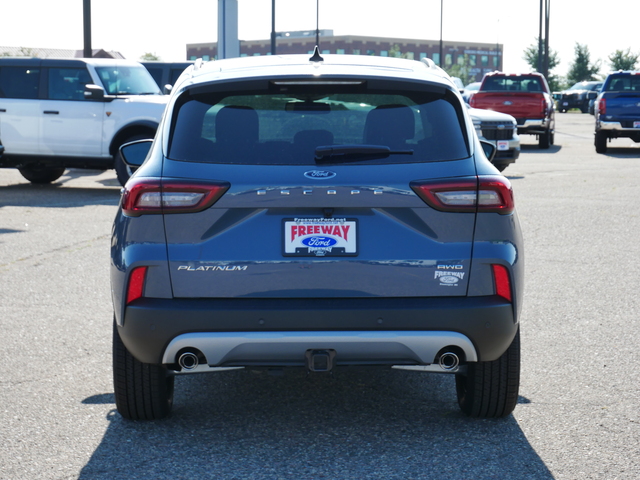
[187,31,502,82]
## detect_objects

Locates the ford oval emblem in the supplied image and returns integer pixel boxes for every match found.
[304,170,336,180]
[439,276,460,284]
[301,236,338,247]
[504,101,513,106]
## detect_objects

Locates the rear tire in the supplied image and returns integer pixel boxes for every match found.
[113,320,174,420]
[595,131,608,154]
[18,166,65,184]
[538,129,551,149]
[455,329,520,418]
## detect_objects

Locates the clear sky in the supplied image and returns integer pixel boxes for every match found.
[2,0,637,80]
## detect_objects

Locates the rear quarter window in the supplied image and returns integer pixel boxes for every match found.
[0,66,40,99]
[167,88,469,165]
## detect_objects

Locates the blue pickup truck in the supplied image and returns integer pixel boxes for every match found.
[594,71,640,153]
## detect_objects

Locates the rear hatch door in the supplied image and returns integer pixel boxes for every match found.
[162,160,478,298]
[160,78,477,298]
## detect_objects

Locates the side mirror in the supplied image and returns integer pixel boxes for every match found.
[119,139,153,167]
[479,140,496,162]
[84,84,105,100]
[587,91,598,100]
[0,144,4,157]
[163,84,173,95]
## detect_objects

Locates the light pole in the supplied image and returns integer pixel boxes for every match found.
[439,0,443,67]
[315,0,320,47]
[271,0,276,55]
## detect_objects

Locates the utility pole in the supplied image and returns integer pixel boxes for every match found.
[538,0,550,79]
[83,0,92,58]
[544,0,550,79]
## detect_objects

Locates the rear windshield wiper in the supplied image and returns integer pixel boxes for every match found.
[315,145,414,164]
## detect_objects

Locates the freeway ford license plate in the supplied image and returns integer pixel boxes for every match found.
[283,218,358,256]
[497,140,509,151]
[634,121,640,128]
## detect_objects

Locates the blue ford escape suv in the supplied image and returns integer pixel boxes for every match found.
[111,52,524,420]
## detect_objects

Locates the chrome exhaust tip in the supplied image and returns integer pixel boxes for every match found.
[178,351,200,371]
[438,352,460,371]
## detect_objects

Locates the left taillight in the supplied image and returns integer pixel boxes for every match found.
[410,175,514,214]
[492,264,512,302]
[126,266,148,305]
[121,178,230,216]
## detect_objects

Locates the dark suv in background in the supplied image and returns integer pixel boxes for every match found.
[111,53,524,420]
[555,81,602,113]
[142,61,194,94]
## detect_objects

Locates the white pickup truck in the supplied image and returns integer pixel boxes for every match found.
[0,57,167,185]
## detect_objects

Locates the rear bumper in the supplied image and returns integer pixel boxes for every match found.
[597,121,640,135]
[118,296,518,366]
[516,118,551,135]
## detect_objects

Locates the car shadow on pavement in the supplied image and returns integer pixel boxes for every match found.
[79,368,553,479]
[0,184,120,208]
[599,147,640,158]
[520,144,562,154]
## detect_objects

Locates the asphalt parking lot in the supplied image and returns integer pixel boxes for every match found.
[1,112,639,479]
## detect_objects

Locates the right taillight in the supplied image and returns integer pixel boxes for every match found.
[598,98,606,115]
[121,178,230,216]
[410,175,514,214]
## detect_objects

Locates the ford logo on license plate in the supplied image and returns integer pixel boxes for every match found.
[304,170,337,179]
[302,236,338,247]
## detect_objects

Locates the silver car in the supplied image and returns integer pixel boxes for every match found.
[468,105,520,171]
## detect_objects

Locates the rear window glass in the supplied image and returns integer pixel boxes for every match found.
[482,76,543,92]
[605,75,640,92]
[167,88,469,165]
[0,67,40,99]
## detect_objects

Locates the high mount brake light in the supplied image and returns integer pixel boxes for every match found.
[121,178,230,216]
[410,175,514,214]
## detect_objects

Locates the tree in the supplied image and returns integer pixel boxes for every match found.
[140,52,161,61]
[388,44,403,59]
[608,48,638,71]
[522,38,563,91]
[523,38,560,72]
[444,55,475,87]
[567,43,600,84]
